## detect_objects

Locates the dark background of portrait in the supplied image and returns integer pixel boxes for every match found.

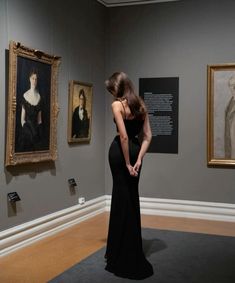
[15,56,51,152]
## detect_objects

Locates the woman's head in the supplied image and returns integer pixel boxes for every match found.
[105,72,134,98]
[29,69,38,90]
[79,89,86,108]
[105,72,146,119]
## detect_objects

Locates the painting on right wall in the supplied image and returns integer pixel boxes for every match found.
[207,64,235,166]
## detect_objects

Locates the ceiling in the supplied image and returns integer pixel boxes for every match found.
[96,0,180,7]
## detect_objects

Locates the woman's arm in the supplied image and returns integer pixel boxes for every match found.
[21,106,26,127]
[111,101,137,176]
[133,113,152,172]
[37,111,42,124]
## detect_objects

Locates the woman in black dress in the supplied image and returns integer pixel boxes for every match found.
[105,72,153,280]
[18,69,44,152]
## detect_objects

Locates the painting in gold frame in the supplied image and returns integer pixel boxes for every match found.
[5,41,61,166]
[207,64,235,166]
[68,80,93,143]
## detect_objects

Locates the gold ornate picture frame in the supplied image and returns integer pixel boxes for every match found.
[5,41,61,166]
[207,64,235,166]
[67,80,93,143]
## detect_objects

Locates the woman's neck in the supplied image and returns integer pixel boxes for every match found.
[30,86,37,92]
[116,97,126,102]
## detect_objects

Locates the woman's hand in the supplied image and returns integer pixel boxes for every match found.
[126,164,138,177]
[133,158,142,175]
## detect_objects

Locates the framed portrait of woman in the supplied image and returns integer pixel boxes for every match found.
[5,41,61,166]
[207,63,235,166]
[67,81,93,143]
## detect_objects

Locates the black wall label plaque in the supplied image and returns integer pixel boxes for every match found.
[8,192,21,202]
[139,77,179,153]
[68,178,77,186]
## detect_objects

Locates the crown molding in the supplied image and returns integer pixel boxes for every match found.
[96,0,179,7]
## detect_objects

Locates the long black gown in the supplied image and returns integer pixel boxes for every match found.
[16,97,43,152]
[105,119,153,280]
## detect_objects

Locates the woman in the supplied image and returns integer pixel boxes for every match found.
[19,69,43,152]
[72,89,90,138]
[105,72,153,279]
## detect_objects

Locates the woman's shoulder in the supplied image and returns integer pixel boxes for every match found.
[111,100,123,109]
[23,90,30,99]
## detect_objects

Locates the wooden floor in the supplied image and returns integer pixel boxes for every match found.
[0,212,235,283]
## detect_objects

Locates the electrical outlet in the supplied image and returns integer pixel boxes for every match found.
[78,197,85,205]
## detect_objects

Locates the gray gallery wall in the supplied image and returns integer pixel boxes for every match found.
[105,0,235,203]
[0,0,106,231]
[1,0,235,233]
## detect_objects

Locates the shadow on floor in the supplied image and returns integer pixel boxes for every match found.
[143,237,167,257]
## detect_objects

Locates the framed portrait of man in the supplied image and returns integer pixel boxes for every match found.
[5,41,61,166]
[207,64,235,166]
[67,80,93,143]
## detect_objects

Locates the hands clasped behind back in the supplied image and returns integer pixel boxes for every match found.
[126,158,141,177]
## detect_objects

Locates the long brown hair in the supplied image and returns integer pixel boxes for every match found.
[105,72,146,119]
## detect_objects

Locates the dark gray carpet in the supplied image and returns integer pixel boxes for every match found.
[48,228,235,283]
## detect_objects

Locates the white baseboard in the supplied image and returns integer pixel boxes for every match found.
[140,197,235,222]
[106,195,235,222]
[0,195,106,257]
[1,195,235,257]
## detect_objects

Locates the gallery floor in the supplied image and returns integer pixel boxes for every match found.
[0,212,235,283]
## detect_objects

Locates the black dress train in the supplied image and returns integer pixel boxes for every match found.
[105,119,153,280]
